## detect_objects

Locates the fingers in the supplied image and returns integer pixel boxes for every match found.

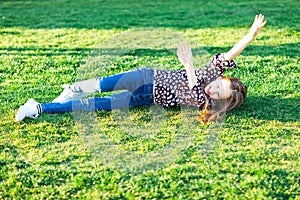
[252,14,267,34]
[259,14,265,25]
[177,43,191,57]
[259,20,267,29]
[258,14,264,21]
[254,14,266,25]
[177,43,193,66]
[177,44,183,56]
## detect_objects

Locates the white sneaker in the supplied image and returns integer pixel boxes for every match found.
[16,98,40,122]
[52,84,87,103]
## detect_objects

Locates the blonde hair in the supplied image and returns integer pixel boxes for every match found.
[200,77,247,124]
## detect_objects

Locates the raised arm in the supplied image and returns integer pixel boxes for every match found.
[224,14,267,61]
[177,44,197,90]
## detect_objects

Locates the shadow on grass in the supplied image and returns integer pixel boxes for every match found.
[234,96,300,123]
[202,43,300,58]
[0,47,175,57]
[1,43,299,58]
[0,0,299,29]
[0,47,93,56]
[259,168,300,198]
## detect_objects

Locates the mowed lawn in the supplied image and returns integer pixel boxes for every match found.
[0,0,299,199]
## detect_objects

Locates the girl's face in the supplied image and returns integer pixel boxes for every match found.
[205,78,232,100]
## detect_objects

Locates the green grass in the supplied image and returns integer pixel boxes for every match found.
[0,0,300,199]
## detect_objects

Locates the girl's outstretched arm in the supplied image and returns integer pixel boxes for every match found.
[177,43,197,90]
[224,14,267,61]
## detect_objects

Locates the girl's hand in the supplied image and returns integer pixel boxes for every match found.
[249,14,267,38]
[223,14,266,60]
[177,43,193,67]
[177,43,197,89]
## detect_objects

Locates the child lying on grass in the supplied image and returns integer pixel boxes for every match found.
[16,14,266,123]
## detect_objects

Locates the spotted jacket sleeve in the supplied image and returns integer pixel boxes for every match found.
[194,53,236,84]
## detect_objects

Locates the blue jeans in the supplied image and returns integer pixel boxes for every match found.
[41,68,155,113]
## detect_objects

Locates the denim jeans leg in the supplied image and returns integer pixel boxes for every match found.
[41,68,155,114]
[42,91,134,113]
[41,87,154,113]
[129,84,154,107]
[99,68,154,93]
